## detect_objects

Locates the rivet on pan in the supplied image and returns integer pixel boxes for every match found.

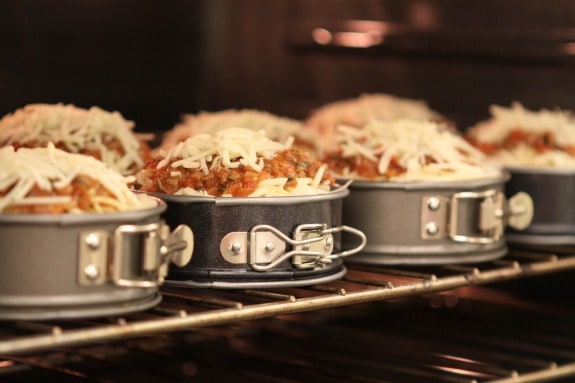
[84,264,100,280]
[85,232,101,249]
[230,241,242,255]
[325,236,334,249]
[425,222,439,236]
[427,197,441,211]
[264,242,275,253]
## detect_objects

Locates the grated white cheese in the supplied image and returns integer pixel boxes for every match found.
[154,127,332,196]
[159,109,312,151]
[466,102,575,167]
[0,103,144,175]
[333,119,500,181]
[158,127,292,173]
[305,93,444,153]
[0,144,149,213]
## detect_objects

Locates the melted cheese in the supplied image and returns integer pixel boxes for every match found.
[0,103,143,175]
[0,144,149,213]
[334,119,499,181]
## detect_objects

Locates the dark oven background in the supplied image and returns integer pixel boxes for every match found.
[1,0,575,133]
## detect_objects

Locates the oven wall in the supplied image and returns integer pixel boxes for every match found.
[0,0,203,131]
[197,0,575,128]
[1,0,575,131]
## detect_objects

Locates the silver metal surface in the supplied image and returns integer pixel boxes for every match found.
[343,175,519,264]
[421,189,532,246]
[0,197,194,321]
[79,222,194,288]
[449,189,505,244]
[220,230,287,265]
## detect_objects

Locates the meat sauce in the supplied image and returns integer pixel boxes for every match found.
[323,152,441,180]
[468,128,575,155]
[0,176,114,214]
[134,149,335,197]
[324,154,406,179]
[11,137,151,174]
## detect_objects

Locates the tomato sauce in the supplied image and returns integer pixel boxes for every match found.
[1,176,114,214]
[134,149,335,197]
[323,151,407,180]
[469,128,562,155]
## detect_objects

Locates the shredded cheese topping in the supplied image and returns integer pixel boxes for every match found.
[466,103,575,167]
[305,93,444,153]
[0,103,144,175]
[160,109,311,151]
[331,119,499,181]
[147,127,331,196]
[158,127,293,172]
[0,144,149,213]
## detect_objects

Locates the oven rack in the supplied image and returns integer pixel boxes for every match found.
[1,245,574,358]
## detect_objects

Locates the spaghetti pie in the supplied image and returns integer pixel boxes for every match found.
[466,103,575,167]
[323,119,499,182]
[133,127,335,197]
[0,144,150,214]
[305,93,445,153]
[0,103,150,175]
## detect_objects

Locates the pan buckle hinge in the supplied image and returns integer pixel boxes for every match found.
[421,189,533,245]
[78,222,194,288]
[220,223,366,271]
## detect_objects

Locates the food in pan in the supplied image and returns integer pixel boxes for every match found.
[304,93,446,152]
[466,102,575,167]
[159,109,315,152]
[0,103,150,175]
[0,144,151,214]
[133,127,335,197]
[322,118,499,182]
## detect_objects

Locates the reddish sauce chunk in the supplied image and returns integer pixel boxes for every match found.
[1,176,114,214]
[468,128,560,155]
[134,149,335,197]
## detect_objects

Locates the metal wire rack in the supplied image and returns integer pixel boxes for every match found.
[0,246,573,352]
[0,245,575,382]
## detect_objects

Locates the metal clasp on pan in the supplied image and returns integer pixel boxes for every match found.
[78,222,194,287]
[220,223,366,271]
[450,189,504,244]
[421,190,533,244]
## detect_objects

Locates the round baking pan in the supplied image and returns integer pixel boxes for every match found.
[152,186,366,289]
[0,196,193,320]
[504,166,575,245]
[340,173,533,265]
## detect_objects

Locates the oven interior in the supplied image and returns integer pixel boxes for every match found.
[1,1,575,382]
[1,246,574,383]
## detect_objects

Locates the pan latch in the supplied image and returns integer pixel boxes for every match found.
[421,190,533,244]
[220,223,366,271]
[78,222,194,287]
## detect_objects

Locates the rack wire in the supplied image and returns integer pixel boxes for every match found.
[0,246,574,359]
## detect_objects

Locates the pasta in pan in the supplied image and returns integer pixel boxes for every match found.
[323,119,500,182]
[466,103,575,167]
[0,144,150,214]
[0,103,150,175]
[133,127,335,197]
